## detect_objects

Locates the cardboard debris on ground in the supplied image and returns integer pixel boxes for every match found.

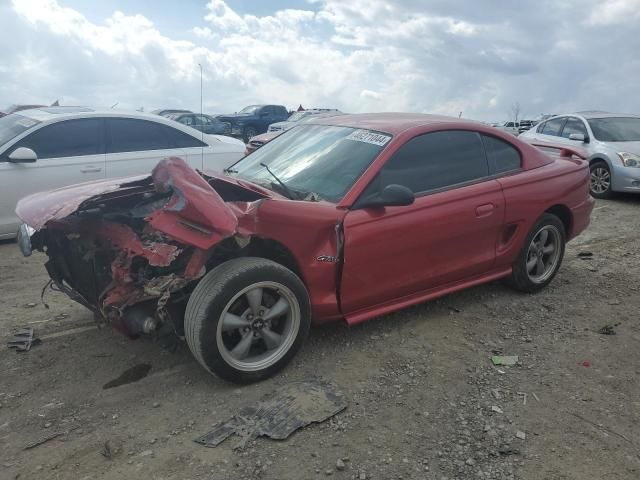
[194,380,347,449]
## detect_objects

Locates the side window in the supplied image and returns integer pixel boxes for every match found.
[262,106,273,116]
[13,118,103,159]
[482,135,521,174]
[368,130,488,195]
[561,117,587,138]
[167,126,207,148]
[180,115,194,126]
[540,117,566,136]
[106,118,171,153]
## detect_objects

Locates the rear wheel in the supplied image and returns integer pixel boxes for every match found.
[509,214,565,293]
[184,257,311,383]
[589,161,613,199]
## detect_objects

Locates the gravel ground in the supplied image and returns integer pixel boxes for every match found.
[1,195,639,480]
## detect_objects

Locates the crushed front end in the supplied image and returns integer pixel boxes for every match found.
[16,157,262,339]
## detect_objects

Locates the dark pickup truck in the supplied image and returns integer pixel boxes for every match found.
[217,105,289,142]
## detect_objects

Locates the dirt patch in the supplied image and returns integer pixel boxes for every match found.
[1,195,640,479]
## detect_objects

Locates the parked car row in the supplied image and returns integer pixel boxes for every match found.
[245,110,346,155]
[494,120,536,136]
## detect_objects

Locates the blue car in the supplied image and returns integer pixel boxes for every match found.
[169,113,231,135]
[217,105,289,142]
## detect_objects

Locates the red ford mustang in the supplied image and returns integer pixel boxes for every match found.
[16,113,594,383]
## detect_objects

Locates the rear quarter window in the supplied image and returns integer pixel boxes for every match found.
[482,135,521,174]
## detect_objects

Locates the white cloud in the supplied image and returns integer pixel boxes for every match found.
[586,0,640,25]
[1,0,639,120]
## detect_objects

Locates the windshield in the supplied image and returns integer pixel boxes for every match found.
[0,114,40,147]
[230,124,392,202]
[588,117,640,142]
[239,105,260,114]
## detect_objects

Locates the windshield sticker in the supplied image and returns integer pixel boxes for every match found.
[346,130,391,147]
[16,118,38,128]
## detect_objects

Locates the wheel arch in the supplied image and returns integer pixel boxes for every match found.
[588,155,611,168]
[545,204,572,237]
[206,236,304,284]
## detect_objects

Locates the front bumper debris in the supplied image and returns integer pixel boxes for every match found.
[17,223,35,257]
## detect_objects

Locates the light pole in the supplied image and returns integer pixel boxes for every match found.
[198,63,204,146]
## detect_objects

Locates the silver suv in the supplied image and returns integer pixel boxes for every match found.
[519,111,640,198]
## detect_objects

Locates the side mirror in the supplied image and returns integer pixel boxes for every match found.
[358,184,415,209]
[569,133,586,142]
[8,147,37,163]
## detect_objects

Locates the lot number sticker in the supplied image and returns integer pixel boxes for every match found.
[346,130,391,147]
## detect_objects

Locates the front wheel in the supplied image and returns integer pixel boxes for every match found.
[184,257,311,384]
[589,161,613,199]
[509,214,566,293]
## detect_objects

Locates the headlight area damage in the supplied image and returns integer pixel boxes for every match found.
[16,157,267,339]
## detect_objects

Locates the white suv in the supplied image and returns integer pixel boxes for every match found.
[519,111,640,198]
[0,107,245,239]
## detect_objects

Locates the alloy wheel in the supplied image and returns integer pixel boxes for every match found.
[216,281,300,372]
[525,225,562,284]
[590,167,611,194]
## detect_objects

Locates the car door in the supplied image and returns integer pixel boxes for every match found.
[0,117,105,236]
[340,130,506,315]
[259,106,274,133]
[105,117,194,177]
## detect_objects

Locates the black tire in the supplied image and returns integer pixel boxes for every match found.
[509,213,566,293]
[184,257,311,384]
[589,161,613,199]
[243,126,258,143]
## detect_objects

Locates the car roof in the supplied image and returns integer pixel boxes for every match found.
[572,111,640,119]
[311,112,482,135]
[16,107,188,124]
[12,107,209,140]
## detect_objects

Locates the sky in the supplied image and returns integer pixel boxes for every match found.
[1,0,639,121]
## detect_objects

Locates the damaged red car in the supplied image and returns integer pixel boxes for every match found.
[16,114,594,383]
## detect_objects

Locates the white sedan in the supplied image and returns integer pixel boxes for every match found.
[0,107,245,239]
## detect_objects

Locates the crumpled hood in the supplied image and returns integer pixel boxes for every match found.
[16,175,149,230]
[16,157,239,249]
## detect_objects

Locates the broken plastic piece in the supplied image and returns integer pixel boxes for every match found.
[491,355,518,366]
[598,325,616,335]
[7,328,41,352]
[194,380,347,448]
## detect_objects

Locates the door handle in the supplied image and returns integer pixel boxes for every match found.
[475,203,495,217]
[80,167,102,173]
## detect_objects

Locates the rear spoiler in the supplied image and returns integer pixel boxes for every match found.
[528,141,588,160]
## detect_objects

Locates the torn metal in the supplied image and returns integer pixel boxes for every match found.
[15,157,269,338]
[194,380,347,448]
